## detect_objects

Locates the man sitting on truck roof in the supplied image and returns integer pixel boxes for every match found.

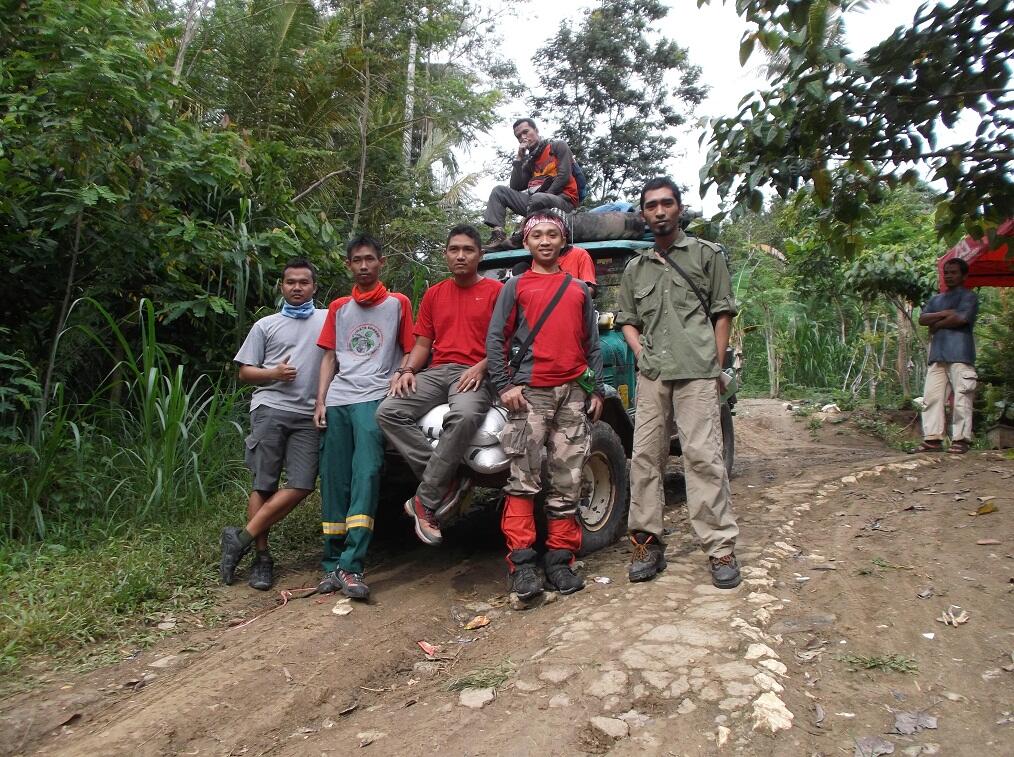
[376,225,503,546]
[482,118,579,252]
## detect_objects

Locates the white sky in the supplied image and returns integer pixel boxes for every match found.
[458,0,973,215]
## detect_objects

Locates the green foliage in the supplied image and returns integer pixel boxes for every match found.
[1,300,244,544]
[700,0,1013,250]
[529,0,706,202]
[838,652,918,674]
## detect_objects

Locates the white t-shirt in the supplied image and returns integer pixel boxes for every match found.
[234,309,328,415]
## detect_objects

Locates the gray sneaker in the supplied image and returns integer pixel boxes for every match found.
[709,553,742,589]
[317,571,341,594]
[248,551,274,591]
[219,526,251,585]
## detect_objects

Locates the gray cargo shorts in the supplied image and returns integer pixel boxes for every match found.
[245,405,320,493]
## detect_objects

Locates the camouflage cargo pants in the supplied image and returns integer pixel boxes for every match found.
[500,382,590,518]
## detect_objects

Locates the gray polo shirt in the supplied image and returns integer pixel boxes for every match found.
[923,287,978,365]
[234,309,328,415]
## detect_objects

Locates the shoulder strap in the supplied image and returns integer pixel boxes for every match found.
[659,248,712,321]
[509,274,573,374]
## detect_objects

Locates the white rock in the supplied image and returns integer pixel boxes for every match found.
[539,665,576,683]
[677,698,697,714]
[744,643,778,660]
[588,670,628,698]
[148,655,179,669]
[751,692,794,733]
[759,658,788,677]
[548,694,570,708]
[717,725,731,747]
[589,716,629,740]
[747,592,779,605]
[753,672,784,693]
[459,687,495,709]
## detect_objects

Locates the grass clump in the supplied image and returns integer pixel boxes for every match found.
[446,659,514,691]
[838,653,918,674]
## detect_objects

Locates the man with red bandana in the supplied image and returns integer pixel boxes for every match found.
[483,118,579,251]
[314,234,414,600]
[486,210,604,600]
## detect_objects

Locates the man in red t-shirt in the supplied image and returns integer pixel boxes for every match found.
[486,211,605,600]
[376,225,503,546]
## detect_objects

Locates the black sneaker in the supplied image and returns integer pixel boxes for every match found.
[219,526,251,585]
[709,553,742,589]
[334,569,370,600]
[248,551,274,591]
[543,549,585,595]
[405,496,442,546]
[628,532,667,583]
[317,571,341,595]
[508,548,543,601]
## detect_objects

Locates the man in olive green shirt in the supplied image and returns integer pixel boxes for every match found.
[615,177,741,589]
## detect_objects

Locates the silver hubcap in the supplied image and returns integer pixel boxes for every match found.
[578,451,615,531]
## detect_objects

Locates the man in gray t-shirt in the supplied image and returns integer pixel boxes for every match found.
[219,259,327,590]
[914,258,979,454]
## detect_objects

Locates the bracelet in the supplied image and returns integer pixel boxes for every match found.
[396,367,417,375]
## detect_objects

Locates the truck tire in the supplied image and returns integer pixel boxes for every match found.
[577,421,630,555]
[721,402,735,477]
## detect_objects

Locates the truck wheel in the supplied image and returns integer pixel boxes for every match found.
[721,402,735,477]
[577,421,630,555]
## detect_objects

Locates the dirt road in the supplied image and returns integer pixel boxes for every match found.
[3,399,1012,756]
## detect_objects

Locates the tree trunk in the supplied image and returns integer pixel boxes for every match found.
[172,0,211,86]
[351,57,371,233]
[40,211,84,426]
[895,304,910,398]
[402,31,418,167]
[763,306,779,398]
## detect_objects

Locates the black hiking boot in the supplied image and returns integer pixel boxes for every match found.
[543,549,585,595]
[248,551,274,591]
[219,526,251,585]
[709,553,742,589]
[628,532,667,583]
[508,548,543,601]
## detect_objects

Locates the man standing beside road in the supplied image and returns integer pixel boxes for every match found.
[376,224,503,546]
[221,259,327,590]
[314,235,415,600]
[913,258,979,454]
[482,118,579,251]
[615,177,741,590]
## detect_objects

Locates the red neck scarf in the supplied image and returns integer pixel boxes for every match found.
[352,281,388,307]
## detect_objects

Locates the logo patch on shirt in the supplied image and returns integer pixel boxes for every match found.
[348,323,383,356]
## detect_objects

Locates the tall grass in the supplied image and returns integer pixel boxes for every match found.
[1,298,246,545]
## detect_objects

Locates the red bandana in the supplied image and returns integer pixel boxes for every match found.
[352,281,388,307]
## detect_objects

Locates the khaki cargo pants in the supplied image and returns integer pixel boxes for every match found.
[628,375,738,558]
[921,361,976,442]
[500,383,590,518]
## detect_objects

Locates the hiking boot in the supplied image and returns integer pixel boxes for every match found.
[219,526,251,585]
[247,551,274,591]
[317,570,341,595]
[405,496,442,546]
[508,548,543,601]
[334,568,370,600]
[434,478,473,523]
[709,553,742,589]
[543,549,585,595]
[483,227,511,252]
[628,532,666,583]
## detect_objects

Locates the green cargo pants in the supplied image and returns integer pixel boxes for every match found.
[320,400,384,574]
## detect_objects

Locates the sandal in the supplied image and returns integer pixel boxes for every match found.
[947,440,970,455]
[911,440,944,453]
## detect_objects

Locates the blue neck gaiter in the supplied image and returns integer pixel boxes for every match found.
[280,300,315,319]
